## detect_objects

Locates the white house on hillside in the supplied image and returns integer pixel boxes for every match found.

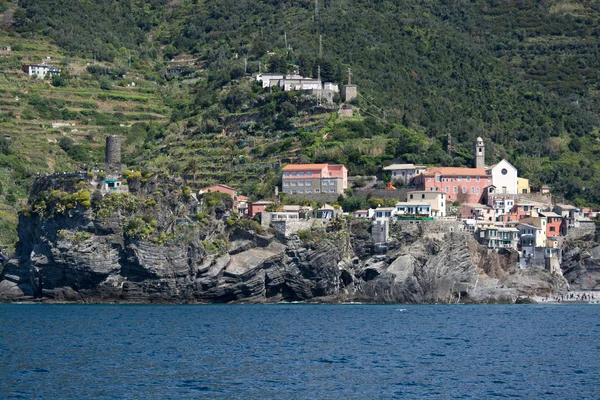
[23,64,61,79]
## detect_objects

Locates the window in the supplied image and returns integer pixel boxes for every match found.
[307,172,312,176]
[305,181,311,186]
[291,181,297,186]
[298,181,304,186]
[427,178,431,182]
[550,226,556,232]
[283,189,289,193]
[421,194,425,199]
[462,187,467,194]
[315,189,320,193]
[322,181,328,186]
[471,187,475,194]
[410,194,414,199]
[306,189,311,193]
[283,182,289,187]
[283,172,290,177]
[501,168,508,175]
[445,187,449,193]
[466,177,471,182]
[292,190,297,194]
[454,186,458,194]
[476,176,480,182]
[436,176,441,182]
[458,177,462,182]
[299,172,304,176]
[299,189,304,193]
[476,187,480,194]
[292,172,297,176]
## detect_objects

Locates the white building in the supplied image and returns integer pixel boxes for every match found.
[383,163,427,184]
[23,64,60,79]
[374,207,396,221]
[395,202,431,217]
[486,159,518,194]
[406,191,446,217]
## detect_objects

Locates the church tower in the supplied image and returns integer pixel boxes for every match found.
[474,137,485,169]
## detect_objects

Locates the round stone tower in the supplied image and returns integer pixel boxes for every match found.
[105,135,121,167]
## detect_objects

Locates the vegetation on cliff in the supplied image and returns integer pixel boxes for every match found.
[1,0,600,252]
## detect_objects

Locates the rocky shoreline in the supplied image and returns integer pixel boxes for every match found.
[1,175,598,304]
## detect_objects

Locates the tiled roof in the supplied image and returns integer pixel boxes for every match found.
[423,167,488,176]
[282,164,328,171]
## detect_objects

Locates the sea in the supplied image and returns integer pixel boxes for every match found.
[1,304,599,399]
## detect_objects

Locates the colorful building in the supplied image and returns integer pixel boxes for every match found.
[517,177,530,194]
[248,200,273,217]
[413,167,491,203]
[539,211,563,237]
[281,164,348,195]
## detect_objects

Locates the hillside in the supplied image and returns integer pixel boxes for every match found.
[0,0,599,250]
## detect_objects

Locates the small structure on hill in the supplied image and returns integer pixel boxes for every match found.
[0,46,11,53]
[23,63,60,79]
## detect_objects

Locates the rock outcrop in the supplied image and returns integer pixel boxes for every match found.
[0,175,575,304]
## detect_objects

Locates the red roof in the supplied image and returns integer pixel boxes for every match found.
[282,164,328,171]
[423,167,487,176]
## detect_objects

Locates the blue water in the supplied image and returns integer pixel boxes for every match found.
[1,304,599,399]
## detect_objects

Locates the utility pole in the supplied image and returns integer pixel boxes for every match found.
[284,31,288,52]
[319,35,323,59]
[244,58,248,74]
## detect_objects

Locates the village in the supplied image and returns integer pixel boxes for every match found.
[53,128,594,281]
[19,59,596,278]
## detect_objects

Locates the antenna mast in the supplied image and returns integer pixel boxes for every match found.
[319,35,323,59]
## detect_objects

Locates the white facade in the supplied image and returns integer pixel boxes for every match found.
[384,163,427,184]
[25,64,60,79]
[256,73,285,88]
[406,191,446,217]
[395,202,431,217]
[374,207,396,221]
[487,159,518,194]
[323,82,339,92]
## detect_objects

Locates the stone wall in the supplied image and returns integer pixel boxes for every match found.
[271,220,314,239]
[286,193,339,204]
[393,219,466,236]
[354,188,413,201]
[565,221,596,240]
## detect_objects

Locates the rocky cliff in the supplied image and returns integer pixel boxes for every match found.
[0,175,574,303]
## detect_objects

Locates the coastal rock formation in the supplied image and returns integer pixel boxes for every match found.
[0,175,574,304]
[561,233,600,291]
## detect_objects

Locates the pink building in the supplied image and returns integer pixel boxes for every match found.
[281,164,348,195]
[248,200,273,217]
[414,167,491,203]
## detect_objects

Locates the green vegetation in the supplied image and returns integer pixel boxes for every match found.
[1,0,600,253]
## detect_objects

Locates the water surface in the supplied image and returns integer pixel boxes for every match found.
[1,304,599,399]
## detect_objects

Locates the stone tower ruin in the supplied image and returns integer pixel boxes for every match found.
[105,135,121,167]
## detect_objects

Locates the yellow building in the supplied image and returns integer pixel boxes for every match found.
[517,177,530,194]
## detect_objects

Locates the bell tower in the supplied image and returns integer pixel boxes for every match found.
[474,137,485,169]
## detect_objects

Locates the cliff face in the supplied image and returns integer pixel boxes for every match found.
[561,232,600,291]
[0,176,571,303]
